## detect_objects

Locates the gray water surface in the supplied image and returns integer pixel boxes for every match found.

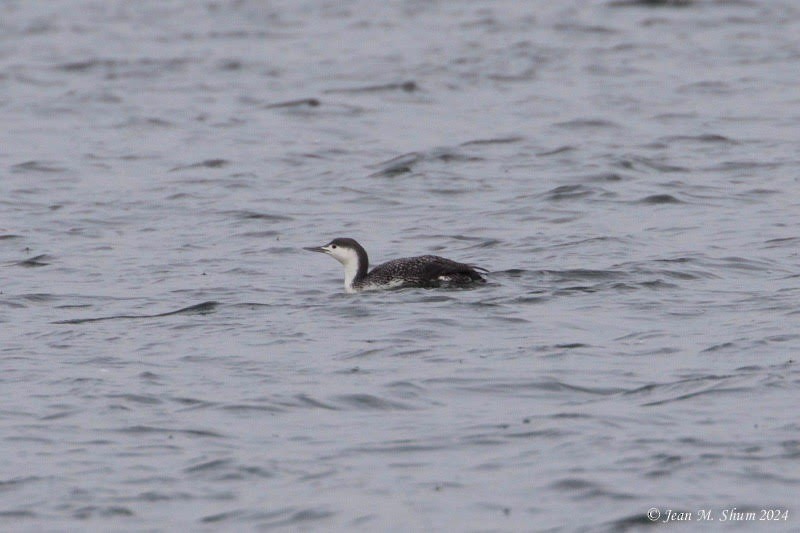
[2,1,799,531]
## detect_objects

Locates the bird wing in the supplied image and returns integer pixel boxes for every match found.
[417,255,487,281]
[369,255,486,284]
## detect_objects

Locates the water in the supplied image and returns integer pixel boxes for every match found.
[2,0,799,531]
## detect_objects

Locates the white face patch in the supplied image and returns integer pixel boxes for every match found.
[324,244,359,266]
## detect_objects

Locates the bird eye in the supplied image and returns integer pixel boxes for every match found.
[331,244,337,249]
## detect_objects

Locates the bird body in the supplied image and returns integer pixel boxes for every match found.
[305,238,487,293]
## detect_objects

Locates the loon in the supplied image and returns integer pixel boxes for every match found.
[305,238,487,293]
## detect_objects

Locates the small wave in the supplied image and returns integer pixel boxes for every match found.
[107,393,162,405]
[347,439,450,454]
[536,145,575,156]
[610,0,693,7]
[763,236,800,249]
[550,478,634,500]
[636,194,683,204]
[630,280,679,290]
[73,506,134,519]
[217,59,243,71]
[183,459,275,481]
[56,57,188,73]
[334,394,416,411]
[702,342,737,353]
[553,119,622,129]
[554,23,618,34]
[169,159,230,171]
[615,156,687,173]
[0,510,37,518]
[114,425,225,438]
[265,97,321,109]
[541,184,598,201]
[627,262,717,280]
[0,476,45,489]
[12,254,53,267]
[504,428,571,439]
[11,160,66,173]
[714,256,781,273]
[660,133,737,144]
[53,301,219,324]
[324,81,418,94]
[220,403,286,414]
[126,491,193,503]
[367,139,515,177]
[201,507,333,527]
[709,160,784,172]
[113,117,174,128]
[623,374,750,406]
[201,510,247,524]
[491,268,540,278]
[459,136,523,146]
[434,377,623,397]
[678,80,732,95]
[185,458,236,474]
[542,268,624,281]
[54,57,192,80]
[284,394,339,411]
[367,152,422,177]
[601,512,664,532]
[223,210,293,222]
[579,172,628,182]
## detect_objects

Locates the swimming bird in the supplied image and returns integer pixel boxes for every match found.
[304,238,487,293]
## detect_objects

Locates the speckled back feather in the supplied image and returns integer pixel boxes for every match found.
[361,255,487,289]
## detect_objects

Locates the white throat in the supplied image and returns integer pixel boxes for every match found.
[343,259,359,293]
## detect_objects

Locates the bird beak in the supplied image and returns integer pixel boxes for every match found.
[304,245,328,254]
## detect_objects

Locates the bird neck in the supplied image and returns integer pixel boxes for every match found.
[343,246,369,291]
